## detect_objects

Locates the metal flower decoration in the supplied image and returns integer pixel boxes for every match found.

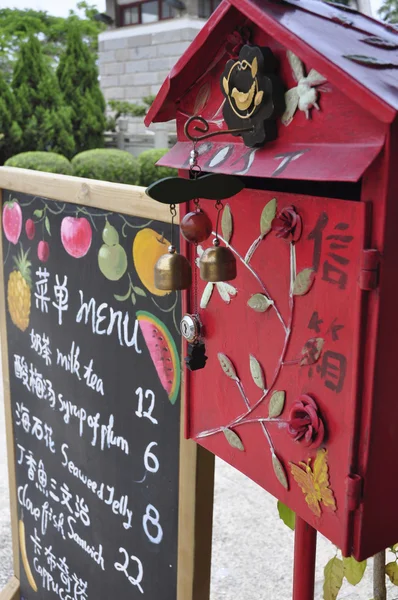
[272,205,302,242]
[287,394,325,448]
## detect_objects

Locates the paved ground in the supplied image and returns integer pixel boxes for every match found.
[0,367,394,598]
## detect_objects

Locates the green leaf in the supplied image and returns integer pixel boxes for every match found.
[385,561,398,585]
[272,453,288,489]
[249,355,266,391]
[260,198,277,236]
[45,215,51,236]
[114,289,132,301]
[223,428,244,451]
[324,557,344,600]
[133,286,146,297]
[221,204,233,244]
[343,556,367,586]
[218,353,239,381]
[33,209,43,218]
[247,293,273,312]
[131,292,137,305]
[293,268,315,296]
[269,391,285,418]
[277,501,295,531]
[392,543,398,552]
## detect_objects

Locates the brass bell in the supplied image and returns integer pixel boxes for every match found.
[154,245,192,291]
[199,238,237,282]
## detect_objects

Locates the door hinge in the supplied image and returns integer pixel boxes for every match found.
[359,249,380,291]
[346,474,363,512]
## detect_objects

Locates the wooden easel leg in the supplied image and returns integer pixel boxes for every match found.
[292,517,317,600]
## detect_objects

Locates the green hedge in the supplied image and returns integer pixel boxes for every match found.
[138,148,177,187]
[72,149,140,185]
[5,151,73,175]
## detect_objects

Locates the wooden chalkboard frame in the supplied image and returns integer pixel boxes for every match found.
[0,167,215,600]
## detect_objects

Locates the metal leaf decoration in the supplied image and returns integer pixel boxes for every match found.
[221,204,233,243]
[272,453,289,489]
[343,54,398,68]
[269,391,285,418]
[260,198,277,236]
[218,353,239,381]
[249,355,266,391]
[300,338,324,366]
[224,428,244,451]
[247,294,273,312]
[361,36,398,50]
[200,282,214,309]
[293,268,315,296]
[216,282,237,304]
[194,82,211,114]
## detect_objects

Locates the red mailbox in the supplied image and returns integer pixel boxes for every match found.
[145,0,398,561]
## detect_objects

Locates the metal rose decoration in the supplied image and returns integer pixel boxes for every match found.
[287,394,325,448]
[272,205,302,242]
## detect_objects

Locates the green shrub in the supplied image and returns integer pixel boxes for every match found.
[5,151,73,174]
[138,148,177,187]
[72,149,140,184]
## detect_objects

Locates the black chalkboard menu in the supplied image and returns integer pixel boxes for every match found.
[1,188,183,600]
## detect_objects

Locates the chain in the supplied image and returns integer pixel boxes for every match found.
[214,199,223,240]
[170,203,176,247]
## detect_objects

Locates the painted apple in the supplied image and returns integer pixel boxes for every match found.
[61,217,92,258]
[25,219,35,240]
[38,240,49,262]
[3,199,22,244]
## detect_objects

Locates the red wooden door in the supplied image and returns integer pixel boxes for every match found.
[185,189,367,553]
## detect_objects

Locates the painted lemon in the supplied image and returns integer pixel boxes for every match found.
[133,228,171,296]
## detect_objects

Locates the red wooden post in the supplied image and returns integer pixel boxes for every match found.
[292,517,317,600]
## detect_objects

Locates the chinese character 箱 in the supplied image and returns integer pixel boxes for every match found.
[317,350,347,394]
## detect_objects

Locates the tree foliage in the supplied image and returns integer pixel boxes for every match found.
[12,35,75,158]
[57,23,106,153]
[0,2,105,81]
[379,0,398,23]
[0,71,22,165]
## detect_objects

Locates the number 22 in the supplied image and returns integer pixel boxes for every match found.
[114,547,144,594]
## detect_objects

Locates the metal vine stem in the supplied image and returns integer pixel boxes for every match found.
[196,235,296,449]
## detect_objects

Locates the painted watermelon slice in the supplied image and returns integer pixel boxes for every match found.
[137,311,180,405]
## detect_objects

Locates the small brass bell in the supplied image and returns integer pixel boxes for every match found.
[154,245,192,291]
[199,238,237,282]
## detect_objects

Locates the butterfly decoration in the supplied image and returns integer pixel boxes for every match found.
[281,51,327,126]
[289,448,337,517]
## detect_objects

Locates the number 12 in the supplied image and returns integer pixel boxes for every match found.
[135,387,157,424]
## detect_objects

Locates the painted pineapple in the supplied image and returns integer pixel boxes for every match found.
[7,247,32,331]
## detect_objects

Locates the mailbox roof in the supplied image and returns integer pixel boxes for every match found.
[145,0,398,127]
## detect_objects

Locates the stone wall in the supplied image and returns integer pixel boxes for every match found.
[98,19,205,106]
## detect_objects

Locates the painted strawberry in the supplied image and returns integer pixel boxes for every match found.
[25,219,35,240]
[3,199,22,244]
[61,217,92,258]
[38,241,49,263]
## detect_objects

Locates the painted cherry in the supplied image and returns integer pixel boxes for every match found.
[61,217,92,258]
[2,200,22,244]
[25,219,35,240]
[38,241,50,263]
[180,210,212,244]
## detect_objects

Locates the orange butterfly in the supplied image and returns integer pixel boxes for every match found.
[289,449,337,518]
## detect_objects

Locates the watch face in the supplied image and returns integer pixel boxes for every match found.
[180,314,200,343]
